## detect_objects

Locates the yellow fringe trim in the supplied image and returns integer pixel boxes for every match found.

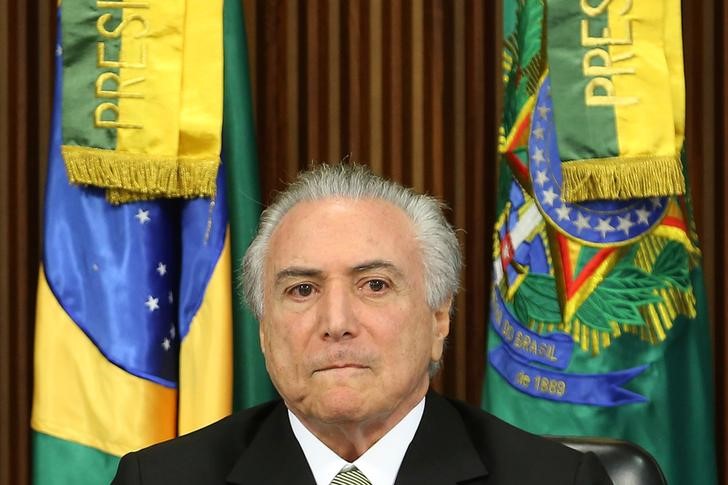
[533,282,695,356]
[62,145,220,203]
[561,155,686,202]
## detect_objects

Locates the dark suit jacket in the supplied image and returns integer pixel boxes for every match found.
[111,392,612,484]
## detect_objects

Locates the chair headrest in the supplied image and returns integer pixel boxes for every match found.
[550,436,667,485]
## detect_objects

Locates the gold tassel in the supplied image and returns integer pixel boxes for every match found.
[62,145,219,203]
[561,155,686,202]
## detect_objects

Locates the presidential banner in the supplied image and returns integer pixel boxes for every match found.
[59,0,223,202]
[482,1,717,484]
[31,1,267,483]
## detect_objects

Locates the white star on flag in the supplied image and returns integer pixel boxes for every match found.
[617,215,635,235]
[168,291,174,304]
[650,197,663,209]
[555,204,571,221]
[595,218,616,238]
[531,147,546,165]
[56,44,63,56]
[574,212,591,233]
[535,170,549,187]
[635,207,651,225]
[542,187,558,206]
[537,104,551,119]
[156,262,167,276]
[162,338,171,351]
[135,209,151,224]
[532,126,545,140]
[170,325,176,339]
[145,295,159,312]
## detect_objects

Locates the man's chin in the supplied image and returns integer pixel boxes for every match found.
[305,389,375,424]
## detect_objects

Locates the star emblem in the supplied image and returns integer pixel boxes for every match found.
[169,325,176,339]
[555,204,571,221]
[616,215,635,235]
[595,217,615,238]
[135,209,151,224]
[532,126,545,140]
[531,147,545,165]
[56,44,63,57]
[650,197,663,209]
[145,295,159,312]
[535,170,549,187]
[502,239,512,261]
[162,337,171,351]
[168,291,174,304]
[635,207,650,225]
[574,212,591,233]
[542,187,558,206]
[537,104,551,119]
[156,262,167,276]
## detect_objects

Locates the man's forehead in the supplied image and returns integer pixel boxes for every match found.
[265,197,422,274]
[271,197,414,237]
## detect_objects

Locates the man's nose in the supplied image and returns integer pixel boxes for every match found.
[318,282,358,341]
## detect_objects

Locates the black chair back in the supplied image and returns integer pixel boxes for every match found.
[552,436,667,485]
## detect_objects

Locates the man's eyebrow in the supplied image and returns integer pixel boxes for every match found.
[351,260,404,278]
[274,267,323,285]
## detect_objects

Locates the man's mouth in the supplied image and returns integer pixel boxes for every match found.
[315,363,368,373]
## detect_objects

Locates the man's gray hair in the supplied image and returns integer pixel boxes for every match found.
[242,163,462,322]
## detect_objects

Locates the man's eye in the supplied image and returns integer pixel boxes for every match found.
[289,284,314,298]
[366,279,388,292]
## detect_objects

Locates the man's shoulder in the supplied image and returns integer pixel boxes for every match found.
[427,394,611,484]
[145,399,281,456]
[443,395,576,456]
[111,399,284,484]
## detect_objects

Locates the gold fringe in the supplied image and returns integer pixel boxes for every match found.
[561,155,686,202]
[601,331,611,349]
[62,145,220,203]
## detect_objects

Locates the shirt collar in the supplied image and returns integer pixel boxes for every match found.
[288,397,426,485]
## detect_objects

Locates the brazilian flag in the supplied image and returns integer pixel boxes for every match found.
[482,1,718,484]
[31,1,273,483]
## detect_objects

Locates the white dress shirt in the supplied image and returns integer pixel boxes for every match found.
[288,397,426,485]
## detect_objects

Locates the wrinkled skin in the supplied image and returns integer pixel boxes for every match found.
[259,197,451,459]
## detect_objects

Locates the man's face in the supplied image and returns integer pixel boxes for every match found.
[260,197,450,430]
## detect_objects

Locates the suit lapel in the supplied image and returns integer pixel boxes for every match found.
[395,393,489,485]
[226,402,316,485]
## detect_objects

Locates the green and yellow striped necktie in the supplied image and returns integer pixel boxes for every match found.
[329,466,372,485]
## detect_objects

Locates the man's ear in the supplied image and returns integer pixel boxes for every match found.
[431,297,452,361]
[258,320,267,356]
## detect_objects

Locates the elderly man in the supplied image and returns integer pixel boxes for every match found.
[112,164,612,484]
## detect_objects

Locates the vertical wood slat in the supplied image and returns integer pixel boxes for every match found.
[0,1,12,482]
[409,1,425,192]
[285,0,300,175]
[327,0,341,163]
[383,0,403,182]
[306,1,324,161]
[0,0,53,482]
[717,1,727,481]
[368,0,383,174]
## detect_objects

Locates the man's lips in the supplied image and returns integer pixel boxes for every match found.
[315,363,368,372]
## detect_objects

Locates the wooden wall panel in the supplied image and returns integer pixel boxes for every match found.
[684,1,727,482]
[0,1,54,484]
[243,0,499,403]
